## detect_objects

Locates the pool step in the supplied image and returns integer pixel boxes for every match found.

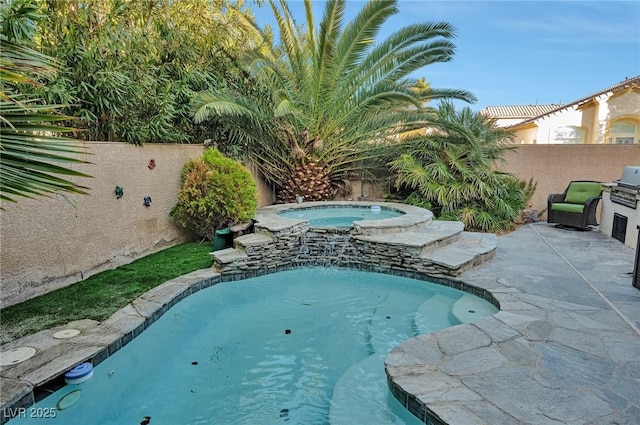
[211,234,274,272]
[415,294,458,334]
[421,232,497,276]
[451,293,499,324]
[354,212,433,235]
[211,247,248,265]
[329,353,421,425]
[354,220,463,251]
[366,290,430,354]
[233,233,273,249]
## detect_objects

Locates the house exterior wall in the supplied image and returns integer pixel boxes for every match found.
[512,90,640,144]
[513,126,539,144]
[494,117,526,128]
[602,90,640,144]
[579,102,598,143]
[526,108,584,144]
[607,90,640,122]
[0,143,272,308]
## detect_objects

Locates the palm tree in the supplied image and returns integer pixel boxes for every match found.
[1,0,90,204]
[191,0,474,203]
[390,102,529,232]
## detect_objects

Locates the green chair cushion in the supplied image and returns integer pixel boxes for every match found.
[564,182,601,204]
[551,203,585,214]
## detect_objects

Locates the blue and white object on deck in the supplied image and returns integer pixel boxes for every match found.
[64,362,94,384]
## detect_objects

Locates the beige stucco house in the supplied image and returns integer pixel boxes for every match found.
[502,76,640,144]
[479,104,561,128]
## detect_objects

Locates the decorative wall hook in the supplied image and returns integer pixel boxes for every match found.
[148,159,156,170]
[115,186,124,199]
[143,196,152,207]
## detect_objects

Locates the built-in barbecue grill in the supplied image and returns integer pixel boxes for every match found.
[601,166,640,253]
[611,166,640,209]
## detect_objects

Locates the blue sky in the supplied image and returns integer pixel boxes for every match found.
[250,0,640,110]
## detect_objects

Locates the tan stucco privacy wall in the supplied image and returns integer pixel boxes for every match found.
[340,145,638,217]
[1,143,635,307]
[500,144,640,214]
[0,143,273,308]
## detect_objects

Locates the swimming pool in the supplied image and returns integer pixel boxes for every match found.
[11,268,497,425]
[277,205,405,227]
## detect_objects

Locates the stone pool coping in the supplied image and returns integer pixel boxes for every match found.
[0,262,494,424]
[385,223,640,425]
[0,269,220,423]
[1,223,639,425]
[255,200,433,234]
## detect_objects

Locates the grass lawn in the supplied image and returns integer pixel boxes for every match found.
[0,242,213,345]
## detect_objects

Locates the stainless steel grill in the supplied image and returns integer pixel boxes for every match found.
[612,166,640,209]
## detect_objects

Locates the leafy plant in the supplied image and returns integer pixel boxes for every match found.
[520,177,537,208]
[390,102,528,232]
[192,0,474,202]
[0,0,90,204]
[170,148,257,240]
[19,0,264,146]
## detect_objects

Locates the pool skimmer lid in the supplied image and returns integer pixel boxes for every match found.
[64,362,94,384]
[0,347,37,366]
[53,329,81,339]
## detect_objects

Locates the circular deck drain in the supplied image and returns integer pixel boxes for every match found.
[0,347,37,366]
[53,329,81,339]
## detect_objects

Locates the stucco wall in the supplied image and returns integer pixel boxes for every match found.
[0,143,275,308]
[607,90,640,122]
[0,143,211,308]
[2,142,636,307]
[340,145,639,220]
[248,161,276,207]
[512,90,640,144]
[500,144,640,214]
[529,107,584,144]
[580,104,597,143]
[604,90,640,144]
[494,118,526,128]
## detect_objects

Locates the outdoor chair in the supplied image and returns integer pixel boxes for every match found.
[547,181,602,230]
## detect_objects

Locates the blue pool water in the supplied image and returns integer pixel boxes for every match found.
[277,206,404,227]
[11,268,497,424]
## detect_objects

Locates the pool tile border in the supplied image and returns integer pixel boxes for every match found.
[0,271,221,424]
[0,264,496,424]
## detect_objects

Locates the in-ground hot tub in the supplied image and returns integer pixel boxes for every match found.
[277,204,405,227]
[255,201,433,235]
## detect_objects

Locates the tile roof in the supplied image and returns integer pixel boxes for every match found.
[480,104,562,118]
[509,75,640,128]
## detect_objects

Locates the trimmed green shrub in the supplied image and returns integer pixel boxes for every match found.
[171,148,257,240]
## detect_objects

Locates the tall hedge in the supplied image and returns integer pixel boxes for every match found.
[171,149,257,240]
[24,0,265,146]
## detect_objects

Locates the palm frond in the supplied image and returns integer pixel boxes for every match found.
[388,102,528,232]
[190,0,474,195]
[1,25,90,205]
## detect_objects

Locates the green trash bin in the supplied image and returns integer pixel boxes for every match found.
[213,227,233,251]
